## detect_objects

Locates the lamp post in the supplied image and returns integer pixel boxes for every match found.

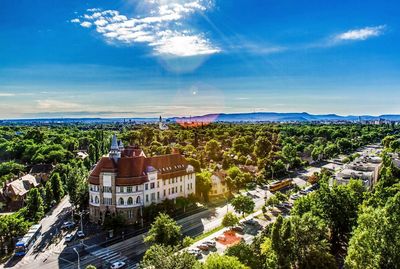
[73,247,80,269]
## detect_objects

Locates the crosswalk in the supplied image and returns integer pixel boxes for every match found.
[87,247,138,269]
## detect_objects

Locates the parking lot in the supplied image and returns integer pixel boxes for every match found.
[184,182,319,262]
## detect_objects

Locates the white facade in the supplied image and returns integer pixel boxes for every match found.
[89,166,196,216]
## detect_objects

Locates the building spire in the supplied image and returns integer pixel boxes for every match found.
[109,133,121,161]
[111,134,119,150]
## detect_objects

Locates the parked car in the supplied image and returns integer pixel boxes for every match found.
[65,233,74,242]
[197,243,210,251]
[110,261,126,269]
[276,204,289,210]
[232,226,244,233]
[203,241,216,248]
[243,219,257,226]
[187,249,202,259]
[281,202,293,208]
[77,231,85,238]
[290,194,300,200]
[61,221,75,230]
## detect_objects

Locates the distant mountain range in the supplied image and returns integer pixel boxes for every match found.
[2,112,400,124]
[169,112,400,123]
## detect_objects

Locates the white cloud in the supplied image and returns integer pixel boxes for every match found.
[335,25,386,41]
[0,93,15,97]
[80,21,92,28]
[71,0,220,57]
[151,32,220,57]
[36,99,81,111]
[70,18,80,23]
[94,19,108,27]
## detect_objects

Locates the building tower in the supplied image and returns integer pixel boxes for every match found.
[109,134,121,161]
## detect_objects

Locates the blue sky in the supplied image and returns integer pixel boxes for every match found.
[0,0,399,119]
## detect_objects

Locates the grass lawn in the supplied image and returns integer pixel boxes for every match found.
[193,225,225,243]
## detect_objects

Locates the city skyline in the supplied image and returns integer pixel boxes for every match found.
[1,0,399,118]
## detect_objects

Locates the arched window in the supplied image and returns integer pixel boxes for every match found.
[127,197,133,205]
[95,196,99,204]
[136,196,141,204]
[119,197,124,205]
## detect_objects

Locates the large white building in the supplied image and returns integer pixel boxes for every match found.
[88,135,196,224]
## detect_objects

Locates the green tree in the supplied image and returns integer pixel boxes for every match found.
[231,195,255,218]
[290,213,336,269]
[65,162,89,209]
[254,137,272,159]
[25,188,45,221]
[187,157,201,173]
[225,241,257,268]
[182,236,194,248]
[141,244,199,269]
[44,180,54,209]
[195,171,212,202]
[0,212,30,246]
[282,143,297,168]
[205,139,221,161]
[222,212,239,229]
[346,193,400,269]
[145,213,182,246]
[50,172,64,202]
[199,254,249,269]
[226,166,243,191]
[336,137,353,154]
[265,195,280,208]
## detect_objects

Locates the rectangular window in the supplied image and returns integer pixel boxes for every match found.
[127,186,132,193]
[175,186,178,193]
[102,186,112,193]
[157,192,160,200]
[150,183,155,189]
[136,186,139,192]
[103,198,112,205]
[146,194,149,202]
[168,188,171,195]
[187,184,190,190]
[180,177,182,182]
[145,184,149,190]
[151,193,156,201]
[157,181,160,188]
[172,188,175,194]
[180,185,182,192]
[164,190,166,197]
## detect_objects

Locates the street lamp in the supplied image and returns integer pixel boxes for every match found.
[73,247,80,269]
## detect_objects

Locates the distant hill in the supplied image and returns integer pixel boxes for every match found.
[169,112,396,123]
[1,112,399,124]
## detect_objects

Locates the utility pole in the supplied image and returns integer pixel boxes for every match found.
[79,212,83,232]
[73,247,80,269]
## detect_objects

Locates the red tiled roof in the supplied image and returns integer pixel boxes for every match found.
[89,152,190,186]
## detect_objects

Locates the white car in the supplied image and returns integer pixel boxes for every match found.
[110,261,126,269]
[65,233,74,242]
[77,231,85,238]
